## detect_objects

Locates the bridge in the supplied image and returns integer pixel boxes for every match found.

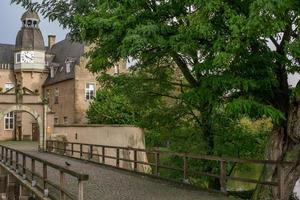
[0,141,228,200]
[0,140,293,200]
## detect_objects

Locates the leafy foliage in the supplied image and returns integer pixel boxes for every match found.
[12,0,300,196]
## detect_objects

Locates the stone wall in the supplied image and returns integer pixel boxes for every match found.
[74,58,98,124]
[0,69,15,91]
[16,71,48,98]
[52,124,150,172]
[45,79,75,125]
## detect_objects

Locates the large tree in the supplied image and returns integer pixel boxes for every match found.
[12,0,300,199]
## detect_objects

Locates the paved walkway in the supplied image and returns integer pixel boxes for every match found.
[0,141,227,200]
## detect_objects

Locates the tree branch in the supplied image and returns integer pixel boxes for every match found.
[278,22,293,52]
[270,36,280,50]
[148,92,181,100]
[142,78,192,88]
[171,53,199,87]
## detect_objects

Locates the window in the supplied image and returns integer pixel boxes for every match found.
[54,117,59,125]
[85,83,95,101]
[63,117,68,125]
[50,67,54,78]
[54,88,59,104]
[4,83,14,91]
[66,63,71,73]
[4,112,14,130]
[16,53,21,63]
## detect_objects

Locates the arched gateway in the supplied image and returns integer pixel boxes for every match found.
[0,87,54,149]
[0,105,43,146]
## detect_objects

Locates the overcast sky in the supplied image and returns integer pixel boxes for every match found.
[0,0,69,45]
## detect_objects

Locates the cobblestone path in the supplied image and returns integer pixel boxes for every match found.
[0,141,227,200]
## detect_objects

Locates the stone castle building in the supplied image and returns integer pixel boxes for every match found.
[0,10,126,141]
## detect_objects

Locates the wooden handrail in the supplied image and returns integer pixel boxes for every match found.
[0,144,89,200]
[1,145,88,181]
[46,140,294,199]
[46,140,294,165]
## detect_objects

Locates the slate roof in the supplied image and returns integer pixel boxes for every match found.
[43,38,85,86]
[15,28,45,51]
[0,44,15,64]
[49,38,84,64]
[21,10,40,21]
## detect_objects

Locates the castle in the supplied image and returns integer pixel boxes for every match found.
[0,10,126,142]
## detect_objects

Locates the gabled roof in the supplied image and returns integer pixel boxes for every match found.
[43,38,85,86]
[0,44,14,64]
[48,37,84,65]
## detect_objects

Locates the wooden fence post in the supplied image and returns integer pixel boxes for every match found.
[155,152,160,176]
[15,152,19,171]
[60,171,65,200]
[22,154,26,176]
[31,159,35,181]
[43,163,47,190]
[52,141,55,152]
[78,180,84,200]
[0,146,3,160]
[134,150,138,172]
[89,145,93,160]
[63,142,66,155]
[80,144,83,158]
[5,148,8,163]
[9,149,13,166]
[116,148,120,167]
[183,156,188,181]
[71,143,74,156]
[102,147,105,164]
[220,160,227,194]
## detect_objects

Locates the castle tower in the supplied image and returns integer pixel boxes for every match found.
[11,9,49,142]
[13,9,48,94]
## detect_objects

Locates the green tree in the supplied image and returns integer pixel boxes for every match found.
[13,0,300,199]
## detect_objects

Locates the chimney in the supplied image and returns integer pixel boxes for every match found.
[48,35,56,49]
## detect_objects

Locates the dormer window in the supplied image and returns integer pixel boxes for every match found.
[66,63,71,73]
[65,58,74,74]
[50,67,54,78]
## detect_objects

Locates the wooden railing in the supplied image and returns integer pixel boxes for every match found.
[0,145,89,200]
[46,140,294,199]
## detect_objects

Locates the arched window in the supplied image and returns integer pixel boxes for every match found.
[27,20,32,27]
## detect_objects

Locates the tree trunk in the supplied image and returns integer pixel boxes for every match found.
[252,101,300,200]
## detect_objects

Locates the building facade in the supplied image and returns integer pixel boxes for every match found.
[0,10,126,141]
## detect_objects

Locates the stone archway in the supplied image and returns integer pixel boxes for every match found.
[0,104,45,149]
